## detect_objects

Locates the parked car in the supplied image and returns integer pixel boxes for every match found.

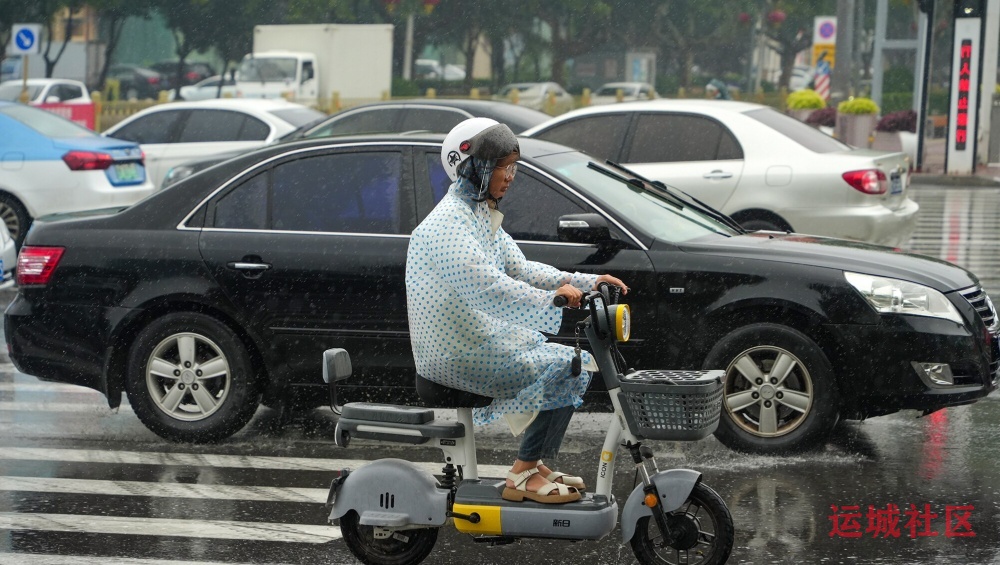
[6,134,996,451]
[0,78,91,105]
[414,59,466,81]
[107,64,164,100]
[0,101,154,246]
[493,82,574,114]
[161,99,551,188]
[0,217,16,285]
[102,98,325,189]
[167,75,236,101]
[523,99,919,247]
[150,60,217,91]
[590,82,658,105]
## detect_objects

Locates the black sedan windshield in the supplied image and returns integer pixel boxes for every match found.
[536,151,736,243]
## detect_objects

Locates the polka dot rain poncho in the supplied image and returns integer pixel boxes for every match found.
[406,156,599,425]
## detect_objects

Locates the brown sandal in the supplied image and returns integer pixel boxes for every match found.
[502,468,581,504]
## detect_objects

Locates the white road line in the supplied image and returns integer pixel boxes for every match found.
[0,476,328,503]
[0,512,341,543]
[0,383,102,393]
[0,402,131,413]
[0,447,512,477]
[0,555,278,565]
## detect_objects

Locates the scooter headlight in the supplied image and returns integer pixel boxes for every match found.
[613,304,630,342]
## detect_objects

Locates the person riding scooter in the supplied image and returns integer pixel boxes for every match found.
[405,117,628,504]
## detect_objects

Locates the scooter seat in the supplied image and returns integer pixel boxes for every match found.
[416,375,493,408]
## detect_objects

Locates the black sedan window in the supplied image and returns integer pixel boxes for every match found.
[499,173,589,242]
[398,108,466,133]
[179,110,268,143]
[214,171,268,229]
[306,108,400,138]
[271,152,404,234]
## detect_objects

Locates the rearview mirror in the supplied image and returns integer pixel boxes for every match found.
[557,213,611,244]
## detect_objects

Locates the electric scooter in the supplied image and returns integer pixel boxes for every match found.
[322,285,734,565]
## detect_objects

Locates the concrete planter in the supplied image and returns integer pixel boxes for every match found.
[786,108,816,122]
[835,113,878,148]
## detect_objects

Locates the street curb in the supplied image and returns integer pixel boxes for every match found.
[910,174,1000,187]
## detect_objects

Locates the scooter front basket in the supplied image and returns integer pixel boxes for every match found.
[618,370,724,441]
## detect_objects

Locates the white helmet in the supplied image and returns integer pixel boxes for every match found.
[441,117,500,181]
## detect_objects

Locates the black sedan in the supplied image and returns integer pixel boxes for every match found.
[6,135,997,452]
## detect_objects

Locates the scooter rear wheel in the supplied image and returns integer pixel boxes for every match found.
[630,482,734,565]
[340,510,438,565]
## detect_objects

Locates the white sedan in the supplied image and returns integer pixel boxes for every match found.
[102,98,326,189]
[523,99,918,247]
[167,75,236,101]
[590,82,658,105]
[0,78,91,105]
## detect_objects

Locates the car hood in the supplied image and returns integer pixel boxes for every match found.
[680,231,978,292]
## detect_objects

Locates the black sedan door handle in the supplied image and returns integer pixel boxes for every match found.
[227,259,272,279]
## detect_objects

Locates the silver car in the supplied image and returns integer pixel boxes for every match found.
[523,99,918,247]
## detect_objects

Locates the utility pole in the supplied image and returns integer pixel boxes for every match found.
[830,0,855,101]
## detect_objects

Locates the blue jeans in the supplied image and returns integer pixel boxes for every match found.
[516,406,575,462]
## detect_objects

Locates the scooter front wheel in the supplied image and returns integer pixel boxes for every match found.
[630,482,734,565]
[340,511,439,565]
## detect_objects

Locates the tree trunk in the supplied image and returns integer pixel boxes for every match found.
[778,46,796,90]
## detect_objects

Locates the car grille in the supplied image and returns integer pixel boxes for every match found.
[959,286,1000,385]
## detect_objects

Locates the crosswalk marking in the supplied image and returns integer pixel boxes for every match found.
[0,476,328,503]
[0,446,512,477]
[0,513,341,543]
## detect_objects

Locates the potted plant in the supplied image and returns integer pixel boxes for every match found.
[835,97,880,148]
[872,109,918,164]
[805,106,836,136]
[786,89,826,122]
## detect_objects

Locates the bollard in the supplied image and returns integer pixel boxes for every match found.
[91,91,102,132]
[582,87,591,106]
[511,89,519,105]
[470,88,479,100]
[158,90,169,104]
[677,87,686,99]
[381,90,390,101]
[426,87,437,99]
[332,91,341,112]
[545,91,556,115]
[616,88,624,103]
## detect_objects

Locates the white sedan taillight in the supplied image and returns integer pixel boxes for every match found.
[17,246,65,286]
[842,169,887,195]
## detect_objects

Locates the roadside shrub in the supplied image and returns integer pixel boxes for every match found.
[806,107,836,127]
[837,96,880,115]
[876,109,917,133]
[786,89,826,110]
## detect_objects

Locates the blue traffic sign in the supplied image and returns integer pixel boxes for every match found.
[10,24,42,55]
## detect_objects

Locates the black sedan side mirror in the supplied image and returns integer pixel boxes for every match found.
[558,213,611,244]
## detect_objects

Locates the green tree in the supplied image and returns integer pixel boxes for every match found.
[152,0,228,99]
[88,0,155,91]
[758,0,836,90]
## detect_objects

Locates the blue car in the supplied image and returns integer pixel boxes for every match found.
[0,101,156,245]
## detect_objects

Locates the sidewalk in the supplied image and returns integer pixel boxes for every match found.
[910,137,1000,187]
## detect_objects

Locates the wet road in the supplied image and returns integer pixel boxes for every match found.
[1,183,999,565]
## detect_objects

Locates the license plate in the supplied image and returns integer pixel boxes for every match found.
[114,162,141,183]
[890,176,902,194]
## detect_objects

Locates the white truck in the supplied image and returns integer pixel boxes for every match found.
[236,24,394,106]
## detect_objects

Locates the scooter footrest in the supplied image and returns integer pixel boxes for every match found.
[358,511,410,527]
[341,402,434,425]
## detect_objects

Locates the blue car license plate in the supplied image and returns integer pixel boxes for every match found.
[114,162,141,183]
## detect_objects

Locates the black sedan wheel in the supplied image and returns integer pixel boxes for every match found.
[704,323,840,454]
[126,312,260,442]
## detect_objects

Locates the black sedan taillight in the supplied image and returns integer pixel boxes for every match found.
[17,246,65,285]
